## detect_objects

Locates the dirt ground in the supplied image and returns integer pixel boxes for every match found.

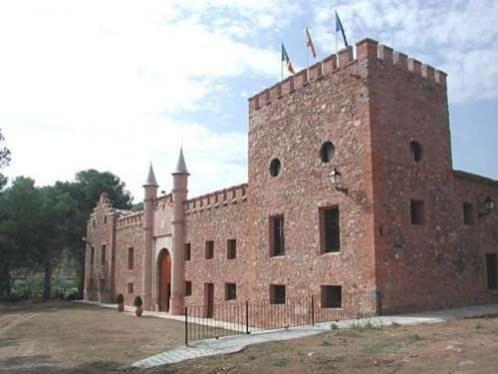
[153,316,498,374]
[0,301,185,373]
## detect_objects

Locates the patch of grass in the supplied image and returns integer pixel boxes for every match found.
[272,358,290,367]
[362,333,424,354]
[320,340,332,346]
[330,322,339,331]
[313,355,346,368]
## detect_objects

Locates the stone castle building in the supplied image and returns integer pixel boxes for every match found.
[84,38,498,317]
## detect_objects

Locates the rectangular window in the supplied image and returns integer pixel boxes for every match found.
[227,239,237,259]
[321,285,342,308]
[410,200,425,225]
[186,281,192,296]
[320,207,340,253]
[99,279,105,290]
[104,215,107,224]
[225,283,237,300]
[128,247,134,270]
[270,284,286,304]
[185,243,191,261]
[90,246,95,264]
[463,203,475,225]
[101,245,106,265]
[205,241,214,259]
[128,282,133,293]
[270,215,285,257]
[89,278,94,289]
[486,253,497,290]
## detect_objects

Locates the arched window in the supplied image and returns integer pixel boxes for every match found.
[269,158,281,177]
[320,141,335,163]
[410,141,423,162]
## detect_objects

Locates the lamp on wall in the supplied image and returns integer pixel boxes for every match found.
[329,168,348,193]
[479,196,495,218]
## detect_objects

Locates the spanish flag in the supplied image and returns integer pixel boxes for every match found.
[305,27,317,58]
[281,43,295,75]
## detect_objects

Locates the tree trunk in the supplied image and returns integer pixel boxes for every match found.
[43,259,52,300]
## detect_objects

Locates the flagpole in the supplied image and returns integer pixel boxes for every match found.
[305,28,309,68]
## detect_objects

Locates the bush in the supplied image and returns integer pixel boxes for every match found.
[65,291,81,301]
[133,296,143,307]
[116,294,124,304]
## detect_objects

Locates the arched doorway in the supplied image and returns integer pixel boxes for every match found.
[158,249,171,312]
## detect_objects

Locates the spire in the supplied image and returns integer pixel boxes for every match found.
[174,147,189,175]
[144,162,158,186]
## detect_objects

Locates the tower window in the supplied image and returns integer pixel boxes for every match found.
[104,215,107,224]
[320,141,335,163]
[90,246,95,265]
[486,254,497,290]
[410,200,425,225]
[205,241,214,259]
[128,282,133,293]
[185,243,191,261]
[410,141,423,162]
[269,158,281,177]
[321,285,342,308]
[320,207,340,253]
[128,247,134,270]
[270,285,286,304]
[225,283,237,300]
[101,245,106,264]
[186,281,192,296]
[463,203,475,225]
[270,215,285,257]
[227,239,237,259]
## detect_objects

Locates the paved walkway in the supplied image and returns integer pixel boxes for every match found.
[130,303,498,369]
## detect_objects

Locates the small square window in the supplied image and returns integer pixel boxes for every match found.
[410,200,425,225]
[270,285,286,304]
[185,243,191,261]
[128,282,133,293]
[225,283,236,300]
[128,247,134,270]
[270,215,285,257]
[463,203,475,225]
[205,241,214,259]
[321,285,342,308]
[227,239,237,259]
[186,281,192,296]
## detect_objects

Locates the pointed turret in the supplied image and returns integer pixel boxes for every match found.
[144,163,158,186]
[174,147,189,175]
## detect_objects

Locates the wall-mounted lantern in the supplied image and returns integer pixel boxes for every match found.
[479,196,495,218]
[328,168,348,193]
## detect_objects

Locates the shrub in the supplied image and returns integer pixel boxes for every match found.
[65,291,81,301]
[133,296,143,307]
[116,294,124,304]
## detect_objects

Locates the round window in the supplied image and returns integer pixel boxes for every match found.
[410,141,423,162]
[269,158,281,177]
[320,141,335,163]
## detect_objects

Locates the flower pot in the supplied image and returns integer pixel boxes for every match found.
[118,303,124,312]
[136,306,143,317]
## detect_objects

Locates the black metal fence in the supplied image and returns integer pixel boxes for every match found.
[185,294,377,345]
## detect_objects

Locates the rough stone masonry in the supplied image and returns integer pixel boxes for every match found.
[84,37,498,319]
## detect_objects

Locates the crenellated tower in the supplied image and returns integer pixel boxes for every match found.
[170,148,189,315]
[143,163,158,310]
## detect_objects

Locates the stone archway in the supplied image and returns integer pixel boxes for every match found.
[158,249,172,312]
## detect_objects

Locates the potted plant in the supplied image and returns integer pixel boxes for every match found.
[116,294,124,312]
[134,296,143,317]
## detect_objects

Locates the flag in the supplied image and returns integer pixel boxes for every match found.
[305,27,317,58]
[335,11,348,47]
[281,43,295,74]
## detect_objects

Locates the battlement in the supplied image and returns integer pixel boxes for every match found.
[248,37,447,111]
[116,211,143,228]
[185,183,248,215]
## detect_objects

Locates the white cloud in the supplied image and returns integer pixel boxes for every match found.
[311,0,498,102]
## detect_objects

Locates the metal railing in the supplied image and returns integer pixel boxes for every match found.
[185,294,377,345]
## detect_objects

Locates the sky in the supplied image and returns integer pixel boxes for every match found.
[0,0,497,202]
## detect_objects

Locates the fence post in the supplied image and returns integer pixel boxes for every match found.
[245,301,249,334]
[311,295,315,326]
[184,306,188,346]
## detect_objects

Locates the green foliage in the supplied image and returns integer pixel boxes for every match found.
[133,296,143,307]
[0,128,11,189]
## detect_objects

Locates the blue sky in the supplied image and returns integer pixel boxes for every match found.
[0,0,497,201]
